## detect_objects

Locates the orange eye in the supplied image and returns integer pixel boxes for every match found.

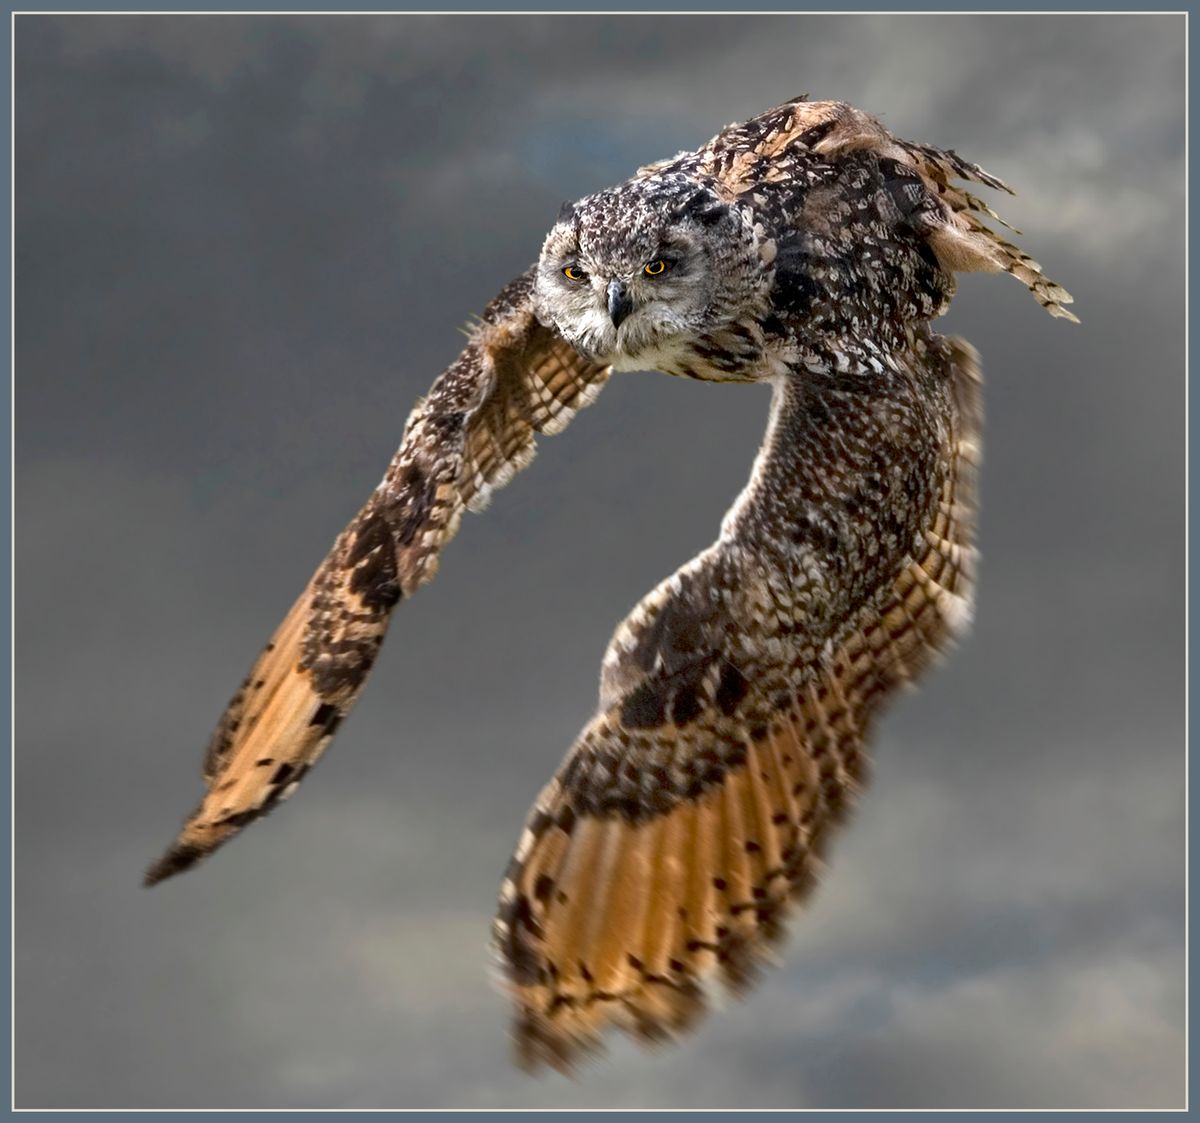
[562,265,586,282]
[643,259,668,277]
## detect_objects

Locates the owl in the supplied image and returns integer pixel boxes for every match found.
[145,98,1074,1070]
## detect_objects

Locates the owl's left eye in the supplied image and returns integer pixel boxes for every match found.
[643,260,668,277]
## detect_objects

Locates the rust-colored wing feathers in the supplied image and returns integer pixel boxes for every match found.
[143,511,396,886]
[145,273,609,885]
[691,97,1076,323]
[493,340,983,1071]
[495,668,868,1070]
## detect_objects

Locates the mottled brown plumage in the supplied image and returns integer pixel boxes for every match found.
[146,97,1071,1071]
[144,277,609,885]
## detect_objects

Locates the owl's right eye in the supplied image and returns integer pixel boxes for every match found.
[562,265,587,282]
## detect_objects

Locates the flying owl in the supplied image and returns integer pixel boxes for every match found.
[145,97,1074,1070]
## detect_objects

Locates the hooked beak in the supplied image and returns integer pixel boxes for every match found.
[607,279,634,329]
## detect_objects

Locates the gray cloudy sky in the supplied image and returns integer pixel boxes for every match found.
[14,13,1184,1110]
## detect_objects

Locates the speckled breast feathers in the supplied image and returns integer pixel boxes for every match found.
[146,96,1071,1073]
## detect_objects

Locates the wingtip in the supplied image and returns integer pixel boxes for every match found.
[512,1010,603,1077]
[143,841,206,887]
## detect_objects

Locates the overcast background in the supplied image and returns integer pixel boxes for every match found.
[14,13,1185,1110]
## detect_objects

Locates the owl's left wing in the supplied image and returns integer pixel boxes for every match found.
[145,271,609,885]
[494,339,981,1071]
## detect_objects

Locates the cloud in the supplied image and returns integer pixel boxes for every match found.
[15,12,1183,1109]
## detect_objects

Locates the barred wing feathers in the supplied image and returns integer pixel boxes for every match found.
[145,272,610,885]
[493,339,982,1071]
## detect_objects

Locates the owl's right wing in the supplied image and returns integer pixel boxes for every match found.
[494,339,982,1071]
[145,271,610,886]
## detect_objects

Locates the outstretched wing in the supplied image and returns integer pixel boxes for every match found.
[145,272,610,885]
[493,338,982,1071]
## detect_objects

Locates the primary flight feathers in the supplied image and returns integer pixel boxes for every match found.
[144,278,609,886]
[147,97,1071,1070]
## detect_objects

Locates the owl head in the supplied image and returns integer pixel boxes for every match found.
[533,178,767,373]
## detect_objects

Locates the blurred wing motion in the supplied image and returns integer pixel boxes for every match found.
[145,272,610,885]
[493,339,983,1071]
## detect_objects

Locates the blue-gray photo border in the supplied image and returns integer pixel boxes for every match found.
[5,5,1188,1119]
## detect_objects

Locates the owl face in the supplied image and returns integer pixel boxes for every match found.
[533,181,764,374]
